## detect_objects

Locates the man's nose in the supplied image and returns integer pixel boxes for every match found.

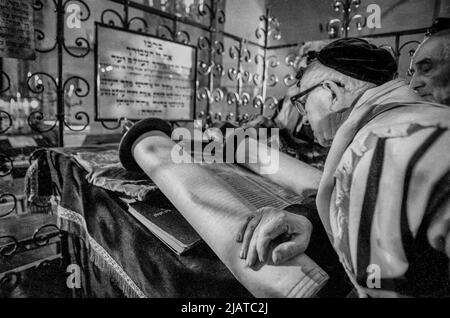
[409,74,425,91]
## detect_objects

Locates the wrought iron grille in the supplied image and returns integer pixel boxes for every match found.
[0,0,426,224]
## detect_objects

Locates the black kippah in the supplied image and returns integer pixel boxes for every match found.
[316,38,397,85]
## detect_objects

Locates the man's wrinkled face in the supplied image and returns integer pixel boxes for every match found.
[409,37,450,105]
[299,78,338,148]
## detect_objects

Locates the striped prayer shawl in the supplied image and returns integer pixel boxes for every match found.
[316,79,450,297]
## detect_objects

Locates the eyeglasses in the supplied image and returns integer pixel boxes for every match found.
[290,82,324,116]
[290,81,344,116]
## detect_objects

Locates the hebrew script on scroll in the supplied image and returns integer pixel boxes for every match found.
[132,132,329,298]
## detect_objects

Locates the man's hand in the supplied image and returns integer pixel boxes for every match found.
[236,207,313,267]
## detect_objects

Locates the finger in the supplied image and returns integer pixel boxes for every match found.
[240,213,262,259]
[236,214,255,243]
[271,232,309,264]
[256,215,289,262]
[246,227,260,267]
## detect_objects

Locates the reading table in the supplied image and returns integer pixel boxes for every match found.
[28,145,350,298]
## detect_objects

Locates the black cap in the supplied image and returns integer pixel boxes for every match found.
[317,38,397,85]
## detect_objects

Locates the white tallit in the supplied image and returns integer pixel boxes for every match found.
[316,79,450,297]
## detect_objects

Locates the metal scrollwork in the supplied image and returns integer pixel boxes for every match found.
[26,72,58,132]
[157,25,175,40]
[226,92,250,106]
[197,36,211,50]
[33,0,56,53]
[196,110,205,119]
[33,224,61,247]
[196,88,224,104]
[267,55,279,68]
[63,36,90,58]
[213,63,224,77]
[241,48,251,63]
[241,93,250,106]
[216,10,226,24]
[229,45,240,60]
[197,87,211,102]
[265,96,279,110]
[197,4,225,24]
[0,111,12,134]
[226,113,234,121]
[64,111,90,131]
[284,74,297,87]
[0,70,11,94]
[227,92,240,105]
[33,0,44,10]
[101,9,125,27]
[211,88,224,103]
[399,40,421,57]
[27,72,57,94]
[254,54,264,65]
[268,28,281,41]
[267,74,279,87]
[0,154,13,177]
[227,68,239,81]
[285,53,298,68]
[198,61,212,76]
[34,29,57,53]
[253,95,264,109]
[100,118,125,130]
[241,71,251,83]
[198,3,213,18]
[255,27,265,40]
[63,76,90,98]
[0,193,17,218]
[253,73,263,86]
[257,15,281,41]
[213,41,224,55]
[268,16,280,29]
[128,17,149,32]
[175,31,191,44]
[0,236,19,257]
[28,111,58,133]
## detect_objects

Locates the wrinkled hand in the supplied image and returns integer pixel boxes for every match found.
[236,207,313,267]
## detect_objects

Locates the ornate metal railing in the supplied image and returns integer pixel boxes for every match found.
[0,0,283,223]
[0,1,426,223]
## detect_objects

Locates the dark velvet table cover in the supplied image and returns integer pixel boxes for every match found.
[32,146,350,298]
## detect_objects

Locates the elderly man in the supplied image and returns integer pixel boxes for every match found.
[409,18,450,105]
[236,38,450,297]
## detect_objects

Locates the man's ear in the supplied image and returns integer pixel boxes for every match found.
[322,80,346,112]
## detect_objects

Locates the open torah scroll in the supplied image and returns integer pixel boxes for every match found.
[132,132,329,298]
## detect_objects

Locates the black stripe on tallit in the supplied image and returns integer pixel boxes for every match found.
[356,137,387,286]
[401,168,450,297]
[411,167,450,262]
[400,128,446,263]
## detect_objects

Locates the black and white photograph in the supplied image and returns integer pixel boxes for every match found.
[0,0,449,305]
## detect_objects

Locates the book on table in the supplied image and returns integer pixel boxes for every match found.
[127,198,202,255]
